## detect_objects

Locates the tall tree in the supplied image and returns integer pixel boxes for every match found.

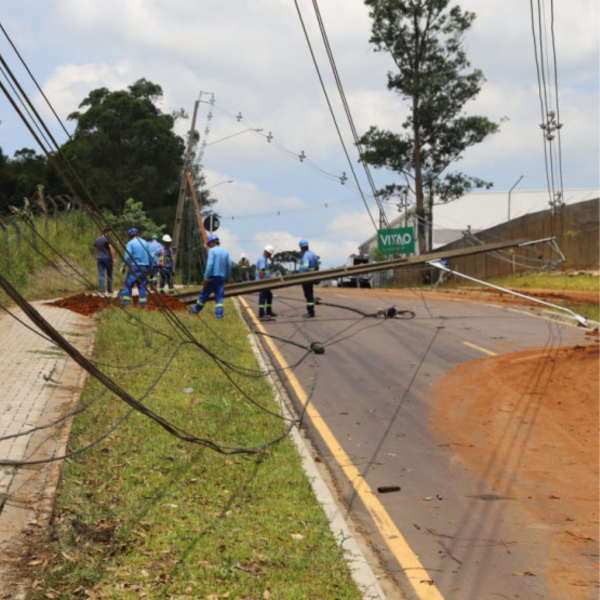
[0,147,65,212]
[360,0,500,253]
[64,79,185,225]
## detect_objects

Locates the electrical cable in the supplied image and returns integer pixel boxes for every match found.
[309,0,392,231]
[291,0,379,233]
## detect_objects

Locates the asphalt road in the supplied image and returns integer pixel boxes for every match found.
[242,287,589,600]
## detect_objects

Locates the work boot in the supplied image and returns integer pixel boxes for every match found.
[303,313,315,318]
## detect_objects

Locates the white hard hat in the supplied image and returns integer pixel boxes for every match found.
[264,245,275,254]
[240,253,246,258]
[162,234,172,242]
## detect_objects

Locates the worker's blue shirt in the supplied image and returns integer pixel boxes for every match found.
[149,240,163,262]
[255,255,270,280]
[298,250,319,273]
[123,237,154,268]
[204,246,231,279]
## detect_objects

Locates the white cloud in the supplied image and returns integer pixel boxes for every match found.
[1,0,596,260]
[39,61,134,120]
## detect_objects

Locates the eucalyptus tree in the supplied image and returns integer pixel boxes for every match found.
[360,0,500,252]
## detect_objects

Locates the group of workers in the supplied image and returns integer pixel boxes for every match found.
[192,237,319,320]
[95,226,319,319]
[94,227,175,307]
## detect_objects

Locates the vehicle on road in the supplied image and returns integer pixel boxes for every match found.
[338,254,372,288]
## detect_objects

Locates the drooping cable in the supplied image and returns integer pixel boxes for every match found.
[291,0,379,232]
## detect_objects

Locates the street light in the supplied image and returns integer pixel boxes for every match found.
[508,175,524,221]
[203,128,264,148]
[205,179,234,191]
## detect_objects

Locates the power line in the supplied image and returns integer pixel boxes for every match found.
[309,0,392,232]
[291,0,379,233]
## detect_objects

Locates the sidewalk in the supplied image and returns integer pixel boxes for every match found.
[0,301,94,598]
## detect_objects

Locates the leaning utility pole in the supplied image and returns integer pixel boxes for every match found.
[172,98,200,272]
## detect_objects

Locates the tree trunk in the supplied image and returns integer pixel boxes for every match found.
[412,13,425,255]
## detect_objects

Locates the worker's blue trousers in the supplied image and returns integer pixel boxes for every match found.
[258,289,273,317]
[192,276,225,318]
[122,266,148,307]
[160,266,175,293]
[96,258,113,294]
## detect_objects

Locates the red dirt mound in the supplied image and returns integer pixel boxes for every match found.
[46,293,188,316]
[430,342,599,599]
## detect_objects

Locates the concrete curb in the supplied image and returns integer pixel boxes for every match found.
[540,309,600,330]
[244,329,388,600]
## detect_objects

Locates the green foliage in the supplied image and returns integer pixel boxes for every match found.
[64,79,185,223]
[273,250,301,274]
[0,146,66,213]
[104,197,164,241]
[369,246,386,262]
[32,309,362,599]
[0,208,97,302]
[361,0,500,252]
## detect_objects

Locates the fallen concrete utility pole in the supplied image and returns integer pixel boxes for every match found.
[177,238,527,304]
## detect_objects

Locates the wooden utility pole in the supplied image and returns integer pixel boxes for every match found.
[172,98,200,272]
[186,171,208,245]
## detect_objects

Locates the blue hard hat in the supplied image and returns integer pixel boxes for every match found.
[207,234,219,245]
[299,239,309,248]
[128,227,139,236]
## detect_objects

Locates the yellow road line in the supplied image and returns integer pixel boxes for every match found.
[239,296,445,600]
[463,341,498,357]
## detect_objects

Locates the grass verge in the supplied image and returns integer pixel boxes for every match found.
[31,303,362,600]
[0,210,98,303]
[442,272,600,322]
[476,272,600,293]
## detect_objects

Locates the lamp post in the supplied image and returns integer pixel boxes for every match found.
[508,175,524,222]
[205,179,234,191]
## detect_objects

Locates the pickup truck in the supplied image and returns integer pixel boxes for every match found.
[337,254,372,288]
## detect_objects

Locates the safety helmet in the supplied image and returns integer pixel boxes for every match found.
[264,244,274,254]
[162,234,172,243]
[151,234,159,240]
[240,253,246,258]
[128,227,139,236]
[207,234,219,245]
[299,239,309,248]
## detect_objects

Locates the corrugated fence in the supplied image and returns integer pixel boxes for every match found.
[392,198,599,285]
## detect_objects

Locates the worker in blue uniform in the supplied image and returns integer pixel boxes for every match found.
[256,244,276,319]
[120,228,154,308]
[298,239,319,318]
[191,234,231,319]
[148,234,163,286]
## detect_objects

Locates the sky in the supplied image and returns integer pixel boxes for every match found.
[0,0,598,267]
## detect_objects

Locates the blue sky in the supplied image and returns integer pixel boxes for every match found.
[1,0,598,266]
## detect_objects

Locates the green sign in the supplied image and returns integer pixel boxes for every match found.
[377,227,415,255]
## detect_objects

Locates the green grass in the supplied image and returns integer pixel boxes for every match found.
[31,305,362,600]
[559,303,600,323]
[0,210,98,303]
[473,272,600,293]
[453,272,600,323]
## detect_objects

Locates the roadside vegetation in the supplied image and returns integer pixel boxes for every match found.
[0,208,97,304]
[30,306,361,600]
[452,271,600,322]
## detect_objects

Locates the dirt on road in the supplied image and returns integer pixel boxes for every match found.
[322,286,599,598]
[430,341,599,599]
